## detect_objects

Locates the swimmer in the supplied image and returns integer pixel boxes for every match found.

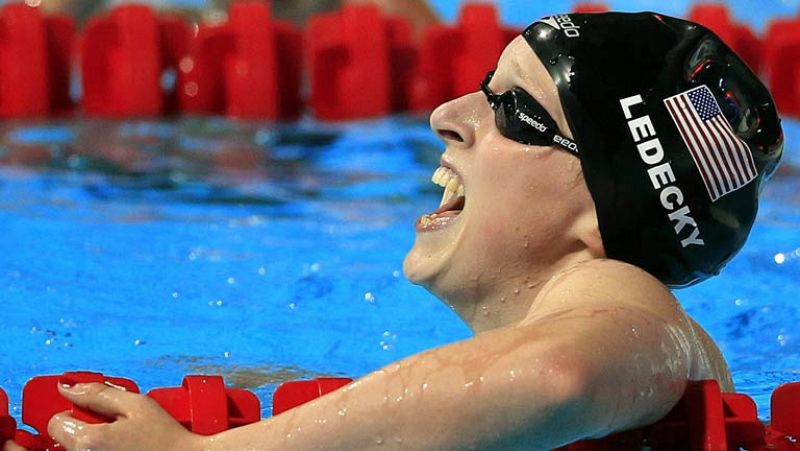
[6,11,783,451]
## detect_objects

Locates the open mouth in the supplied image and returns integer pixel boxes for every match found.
[416,166,466,232]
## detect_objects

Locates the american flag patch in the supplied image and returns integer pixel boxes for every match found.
[663,85,757,202]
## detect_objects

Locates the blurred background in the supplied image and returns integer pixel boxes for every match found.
[7,0,799,29]
[0,0,798,437]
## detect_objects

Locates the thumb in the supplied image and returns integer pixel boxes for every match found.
[3,441,28,451]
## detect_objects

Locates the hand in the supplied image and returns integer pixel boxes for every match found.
[3,440,27,451]
[44,382,202,451]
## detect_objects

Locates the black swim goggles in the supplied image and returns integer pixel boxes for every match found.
[480,70,579,156]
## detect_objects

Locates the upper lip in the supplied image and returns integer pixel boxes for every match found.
[439,155,464,186]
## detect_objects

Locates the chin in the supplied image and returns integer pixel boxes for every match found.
[402,244,434,287]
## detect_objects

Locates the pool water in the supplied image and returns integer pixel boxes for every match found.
[0,116,797,424]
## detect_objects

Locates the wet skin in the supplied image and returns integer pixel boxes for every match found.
[8,37,733,451]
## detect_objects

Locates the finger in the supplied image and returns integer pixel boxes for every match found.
[47,412,92,450]
[58,382,135,418]
[3,440,28,451]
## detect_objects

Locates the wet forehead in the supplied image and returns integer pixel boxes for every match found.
[494,36,572,137]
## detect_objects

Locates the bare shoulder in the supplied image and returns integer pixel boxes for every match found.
[526,258,733,391]
[528,258,679,319]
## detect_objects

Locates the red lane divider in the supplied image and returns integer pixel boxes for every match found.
[274,378,800,451]
[178,1,302,120]
[15,371,140,450]
[0,372,261,450]
[2,2,800,120]
[0,388,16,445]
[307,4,415,120]
[81,4,189,117]
[688,4,762,73]
[410,3,519,112]
[1,373,800,450]
[148,375,261,435]
[572,3,610,13]
[763,16,800,117]
[0,3,74,118]
[272,377,353,416]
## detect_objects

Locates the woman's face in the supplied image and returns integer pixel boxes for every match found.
[403,36,599,313]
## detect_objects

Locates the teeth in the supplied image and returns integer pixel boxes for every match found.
[440,187,452,206]
[431,166,465,208]
[445,178,459,194]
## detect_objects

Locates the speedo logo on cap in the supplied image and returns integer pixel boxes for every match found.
[537,14,581,38]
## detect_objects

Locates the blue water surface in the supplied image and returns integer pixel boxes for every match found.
[0,116,797,426]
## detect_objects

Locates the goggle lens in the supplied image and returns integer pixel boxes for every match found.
[481,71,579,156]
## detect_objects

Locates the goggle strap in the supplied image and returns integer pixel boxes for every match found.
[552,134,580,156]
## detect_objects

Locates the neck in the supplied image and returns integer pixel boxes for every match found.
[448,251,597,334]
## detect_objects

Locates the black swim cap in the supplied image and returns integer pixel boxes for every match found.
[523,12,783,287]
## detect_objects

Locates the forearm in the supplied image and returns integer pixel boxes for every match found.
[198,328,598,451]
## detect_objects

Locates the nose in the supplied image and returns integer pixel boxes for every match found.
[429,93,484,149]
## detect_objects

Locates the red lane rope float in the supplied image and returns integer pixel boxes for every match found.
[0,388,17,446]
[1,372,800,450]
[148,375,261,435]
[0,3,74,118]
[1,371,262,450]
[177,0,302,120]
[571,3,610,14]
[81,4,190,117]
[409,3,519,113]
[272,377,353,416]
[14,372,141,450]
[687,4,762,73]
[307,3,415,120]
[763,15,800,118]
[1,2,800,120]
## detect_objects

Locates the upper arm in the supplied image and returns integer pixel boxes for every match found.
[518,259,704,434]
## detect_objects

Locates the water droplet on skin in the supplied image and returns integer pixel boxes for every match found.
[337,408,347,416]
[375,436,384,445]
[514,288,520,295]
